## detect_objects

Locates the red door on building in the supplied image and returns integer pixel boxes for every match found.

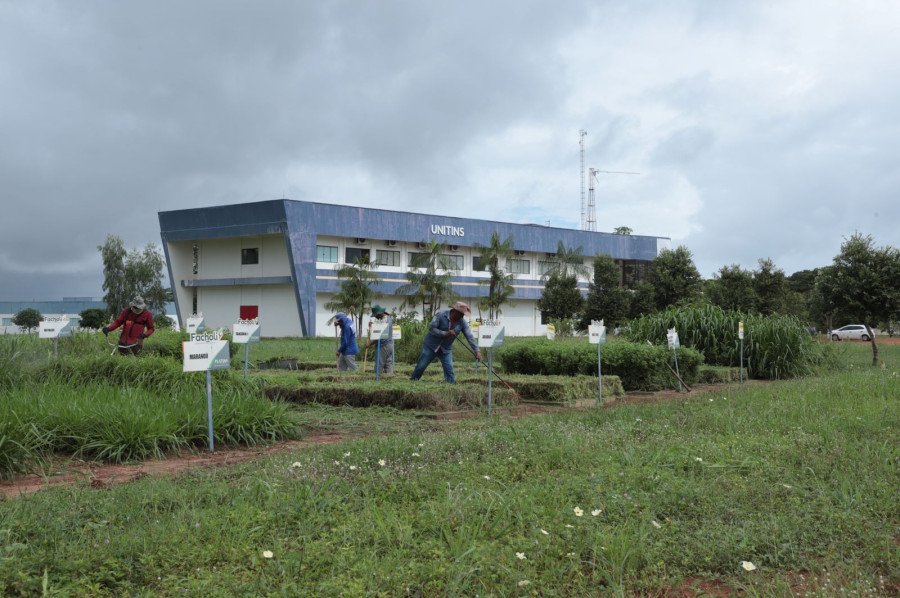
[240,305,258,320]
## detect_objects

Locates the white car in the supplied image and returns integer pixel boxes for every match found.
[830,324,871,341]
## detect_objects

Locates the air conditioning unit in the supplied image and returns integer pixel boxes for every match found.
[355,238,367,244]
[449,245,459,251]
[514,250,526,256]
[417,242,428,249]
[545,252,557,258]
[385,240,398,247]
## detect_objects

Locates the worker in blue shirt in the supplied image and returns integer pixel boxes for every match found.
[333,312,359,371]
[410,301,482,383]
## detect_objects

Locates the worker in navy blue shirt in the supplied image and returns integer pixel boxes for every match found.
[333,312,359,371]
[410,301,482,383]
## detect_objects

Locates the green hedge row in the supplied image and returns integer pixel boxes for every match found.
[697,365,746,384]
[497,340,703,391]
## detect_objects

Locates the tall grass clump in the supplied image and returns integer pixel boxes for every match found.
[0,383,299,466]
[626,304,820,379]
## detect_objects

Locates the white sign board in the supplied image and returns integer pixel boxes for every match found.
[392,324,402,340]
[738,321,744,340]
[232,320,261,344]
[478,321,505,348]
[38,317,75,339]
[588,320,607,345]
[183,330,231,372]
[546,323,556,340]
[369,320,390,341]
[667,328,680,350]
[186,314,206,334]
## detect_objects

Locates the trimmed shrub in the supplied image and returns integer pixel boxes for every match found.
[497,340,702,391]
[265,380,517,411]
[697,366,746,384]
[626,304,820,379]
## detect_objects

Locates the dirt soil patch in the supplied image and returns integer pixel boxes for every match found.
[0,383,740,498]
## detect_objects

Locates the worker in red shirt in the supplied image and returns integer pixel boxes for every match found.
[102,296,155,355]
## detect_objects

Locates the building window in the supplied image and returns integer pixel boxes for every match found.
[192,243,200,274]
[537,260,556,276]
[622,259,652,288]
[316,245,338,263]
[440,254,464,270]
[241,248,259,265]
[540,310,549,325]
[408,252,430,268]
[345,247,371,264]
[375,250,400,267]
[506,258,530,274]
[473,256,487,272]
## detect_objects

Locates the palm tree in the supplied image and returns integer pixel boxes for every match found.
[541,240,590,280]
[395,240,457,321]
[324,257,382,333]
[475,231,515,320]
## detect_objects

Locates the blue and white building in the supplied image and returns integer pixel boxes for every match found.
[158,200,669,337]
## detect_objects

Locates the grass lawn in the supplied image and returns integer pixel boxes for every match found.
[1,362,896,595]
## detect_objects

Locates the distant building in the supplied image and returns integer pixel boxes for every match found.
[159,199,669,337]
[0,299,177,334]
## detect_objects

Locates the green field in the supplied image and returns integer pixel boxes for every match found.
[0,338,897,595]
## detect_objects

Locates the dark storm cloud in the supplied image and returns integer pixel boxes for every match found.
[1,0,898,299]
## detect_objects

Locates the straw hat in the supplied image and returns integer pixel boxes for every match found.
[450,301,471,316]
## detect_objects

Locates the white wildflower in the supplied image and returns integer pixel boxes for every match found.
[349,465,357,471]
[573,507,584,517]
[483,475,491,480]
[540,529,549,535]
[591,509,602,516]
[694,457,703,462]
[651,520,662,529]
[262,550,274,559]
[378,459,386,467]
[412,452,420,457]
[517,580,530,587]
[343,451,351,457]
[741,561,757,571]
[515,552,526,560]
[290,461,302,468]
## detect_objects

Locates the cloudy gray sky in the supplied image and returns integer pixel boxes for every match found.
[1,0,898,300]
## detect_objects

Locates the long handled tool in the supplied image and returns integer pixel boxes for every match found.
[646,340,691,392]
[104,335,139,356]
[362,323,371,373]
[453,333,519,396]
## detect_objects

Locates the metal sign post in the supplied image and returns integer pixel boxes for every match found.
[588,320,607,406]
[39,317,74,358]
[667,328,683,392]
[183,331,231,452]
[738,320,744,385]
[232,319,261,381]
[478,320,505,416]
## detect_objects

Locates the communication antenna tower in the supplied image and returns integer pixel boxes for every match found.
[579,130,587,230]
[587,168,640,232]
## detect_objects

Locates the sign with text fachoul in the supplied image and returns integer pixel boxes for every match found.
[478,320,505,349]
[232,319,261,344]
[186,314,206,334]
[183,331,231,372]
[39,317,75,339]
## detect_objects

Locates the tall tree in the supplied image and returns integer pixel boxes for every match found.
[99,235,167,317]
[12,308,42,333]
[395,240,457,321]
[816,233,900,366]
[628,281,657,319]
[475,232,515,320]
[325,257,382,334]
[538,274,583,335]
[581,255,630,329]
[98,235,128,316]
[541,240,590,280]
[753,258,786,315]
[648,246,701,310]
[708,264,756,312]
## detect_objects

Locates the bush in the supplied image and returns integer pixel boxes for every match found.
[497,340,702,391]
[12,308,42,332]
[626,304,821,379]
[78,308,108,330]
[697,365,746,384]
